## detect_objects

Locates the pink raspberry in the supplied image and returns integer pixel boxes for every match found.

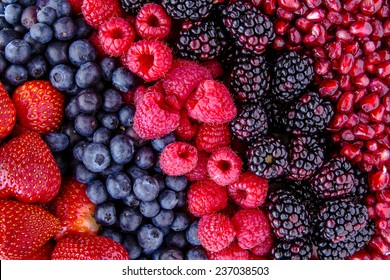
[207,242,249,260]
[198,213,235,252]
[207,147,243,186]
[174,110,199,141]
[228,172,269,208]
[185,150,209,182]
[159,141,198,176]
[201,60,224,79]
[185,80,237,124]
[133,85,147,106]
[196,123,231,153]
[231,208,271,250]
[81,0,122,29]
[136,3,171,40]
[187,179,227,217]
[251,234,274,256]
[124,40,172,82]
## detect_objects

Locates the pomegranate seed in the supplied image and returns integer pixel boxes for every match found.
[303,0,322,8]
[319,79,339,97]
[349,58,365,77]
[327,11,342,25]
[285,43,303,52]
[371,19,385,40]
[360,93,380,112]
[306,8,326,22]
[331,133,341,142]
[303,34,317,46]
[370,236,390,256]
[272,36,286,50]
[337,91,355,112]
[354,73,370,88]
[384,20,390,36]
[378,147,390,163]
[358,111,371,123]
[321,19,333,30]
[356,13,371,22]
[288,27,302,45]
[373,123,386,137]
[327,41,342,59]
[324,0,342,11]
[350,21,374,37]
[345,113,361,128]
[366,140,379,152]
[364,41,377,54]
[274,20,290,35]
[377,220,389,230]
[310,23,327,45]
[341,144,362,161]
[338,53,355,74]
[354,123,375,140]
[312,47,327,59]
[315,59,331,75]
[344,0,363,12]
[369,168,390,191]
[381,228,390,244]
[294,3,309,16]
[341,12,355,27]
[377,189,390,204]
[278,0,301,11]
[370,105,385,122]
[378,49,390,61]
[361,0,383,15]
[377,60,390,78]
[367,205,377,218]
[339,74,353,90]
[344,41,361,56]
[353,88,367,103]
[263,0,278,14]
[276,7,295,20]
[369,78,389,97]
[378,5,390,19]
[336,29,353,41]
[329,113,349,129]
[376,203,390,218]
[377,134,390,148]
[341,129,356,141]
[295,17,313,31]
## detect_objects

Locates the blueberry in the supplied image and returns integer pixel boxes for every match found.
[186,220,201,246]
[53,16,76,41]
[75,62,101,88]
[65,83,81,96]
[100,228,123,244]
[100,163,124,178]
[159,190,178,210]
[49,64,74,90]
[126,166,148,181]
[62,122,82,146]
[151,133,176,153]
[152,209,174,229]
[100,57,116,81]
[139,199,160,218]
[165,232,188,249]
[94,202,117,226]
[53,152,69,176]
[4,64,28,86]
[124,126,147,147]
[133,175,160,202]
[176,191,187,208]
[154,174,166,192]
[19,0,37,7]
[20,6,38,29]
[171,212,190,231]
[137,224,163,252]
[102,88,122,112]
[86,179,108,204]
[0,54,7,74]
[118,105,135,127]
[135,146,156,170]
[13,23,27,34]
[43,132,69,152]
[72,140,87,161]
[159,248,184,260]
[65,97,81,120]
[101,114,119,131]
[186,249,207,260]
[46,0,71,17]
[36,0,49,9]
[75,88,102,114]
[4,39,31,64]
[30,23,53,44]
[75,18,92,39]
[45,41,69,66]
[73,162,97,184]
[0,18,10,29]
[153,160,162,174]
[27,55,48,78]
[68,39,96,67]
[4,4,22,25]
[37,6,57,25]
[165,176,187,192]
[123,192,140,208]
[93,127,112,145]
[82,143,111,173]
[112,67,138,92]
[122,235,142,260]
[110,135,134,165]
[74,114,98,137]
[0,29,19,51]
[1,0,17,4]
[106,172,132,199]
[119,207,142,232]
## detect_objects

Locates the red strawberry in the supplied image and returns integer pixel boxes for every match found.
[49,177,100,237]
[21,240,56,260]
[0,131,62,204]
[0,199,61,260]
[0,82,16,140]
[51,234,129,260]
[12,80,65,134]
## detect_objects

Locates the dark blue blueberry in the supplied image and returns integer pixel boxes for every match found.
[23,32,45,54]
[82,143,111,173]
[101,114,119,131]
[100,163,124,178]
[159,190,178,210]
[4,4,22,25]
[73,162,97,183]
[19,0,37,7]
[75,18,92,39]
[4,64,28,86]
[65,97,81,120]
[133,175,160,202]
[65,83,81,96]
[49,64,74,90]
[152,209,174,229]
[43,132,69,152]
[0,18,11,29]
[75,88,102,114]
[53,151,69,176]
[37,6,57,25]
[122,235,142,260]
[153,160,162,174]
[154,174,166,192]
[27,55,48,79]
[86,179,108,204]
[165,176,187,192]
[68,39,96,67]
[100,57,116,81]
[106,172,132,199]
[102,88,122,112]
[124,126,147,147]
[94,202,117,226]
[135,146,156,170]
[4,39,31,64]
[159,248,184,260]
[0,54,7,74]
[176,190,187,208]
[171,212,190,232]
[126,166,148,181]
[186,220,201,246]
[123,192,140,208]
[0,29,19,51]
[75,62,101,88]
[93,127,112,145]
[100,228,123,244]
[13,23,27,34]
[112,67,138,93]
[109,134,134,165]
[119,207,142,232]
[139,199,160,218]
[151,133,176,153]
[186,249,207,260]
[46,0,71,17]
[62,122,82,146]
[118,105,135,128]
[74,114,98,137]
[53,16,76,41]
[45,41,69,66]
[165,232,188,249]
[137,224,163,252]
[36,0,49,9]
[30,23,53,43]
[72,141,88,161]
[1,0,18,4]
[20,5,38,29]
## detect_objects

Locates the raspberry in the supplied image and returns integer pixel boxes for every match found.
[201,60,224,79]
[174,110,199,141]
[159,141,198,176]
[186,80,237,124]
[133,88,180,140]
[251,234,274,256]
[231,208,271,250]
[98,17,135,57]
[198,213,235,252]
[207,242,249,260]
[227,172,269,209]
[207,147,243,186]
[67,0,83,14]
[81,0,122,29]
[133,85,147,106]
[196,123,231,153]
[88,31,107,60]
[185,151,209,182]
[187,179,228,217]
[124,40,172,82]
[135,3,171,40]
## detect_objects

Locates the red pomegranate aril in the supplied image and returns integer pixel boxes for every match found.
[350,21,374,37]
[276,7,295,20]
[377,220,389,230]
[341,144,362,161]
[381,228,390,244]
[327,11,343,25]
[272,36,286,50]
[371,19,385,40]
[344,0,364,12]
[344,41,361,57]
[263,0,278,14]
[354,74,370,88]
[336,29,353,41]
[366,140,379,152]
[364,41,377,54]
[324,0,342,11]
[312,46,327,59]
[285,43,303,52]
[295,17,313,32]
[376,203,390,219]
[319,79,339,97]
[294,3,309,16]
[278,0,301,11]
[353,88,367,103]
[370,78,389,97]
[377,189,390,204]
[327,41,342,60]
[341,129,356,141]
[311,23,327,44]
[337,91,355,112]
[345,113,360,128]
[315,59,331,75]
[349,59,365,77]
[377,61,390,78]
[370,105,385,122]
[339,75,353,90]
[383,95,390,112]
[378,148,390,163]
[373,123,386,137]
[356,13,372,22]
[274,20,290,35]
[377,49,390,61]
[341,12,356,27]
[378,4,390,18]
[329,113,348,129]
[370,236,390,256]
[367,205,377,219]
[288,27,302,45]
[354,123,375,140]
[360,0,383,15]
[384,19,390,36]
[303,34,317,46]
[306,8,326,22]
[358,111,371,123]
[339,53,355,74]
[369,169,390,191]
[303,0,322,8]
[331,133,341,142]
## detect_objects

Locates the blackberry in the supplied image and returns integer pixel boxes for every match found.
[285,92,334,135]
[261,95,287,132]
[230,103,268,142]
[287,135,325,181]
[288,181,320,224]
[229,55,270,103]
[247,136,288,179]
[221,0,275,55]
[271,51,314,102]
[175,20,227,62]
[120,0,151,15]
[347,169,369,203]
[272,238,312,260]
[162,0,213,21]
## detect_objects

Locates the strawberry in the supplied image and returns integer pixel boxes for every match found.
[0,82,16,140]
[0,199,61,260]
[12,80,65,134]
[21,240,56,260]
[49,177,100,237]
[0,131,62,204]
[51,234,129,260]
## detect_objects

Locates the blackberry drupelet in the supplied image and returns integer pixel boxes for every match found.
[221,0,275,55]
[272,238,312,260]
[271,51,314,103]
[247,136,288,180]
[261,95,287,132]
[120,0,151,15]
[230,55,270,103]
[230,103,268,142]
[288,181,320,224]
[347,169,369,203]
[162,0,213,21]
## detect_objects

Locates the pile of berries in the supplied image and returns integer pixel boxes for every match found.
[0,0,390,261]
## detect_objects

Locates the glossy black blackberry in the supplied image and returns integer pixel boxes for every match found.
[221,0,275,55]
[285,92,334,135]
[229,55,270,103]
[230,103,268,142]
[120,0,151,15]
[347,169,369,203]
[271,51,314,102]
[272,238,312,260]
[247,136,288,179]
[175,20,228,62]
[162,0,213,21]
[261,95,287,132]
